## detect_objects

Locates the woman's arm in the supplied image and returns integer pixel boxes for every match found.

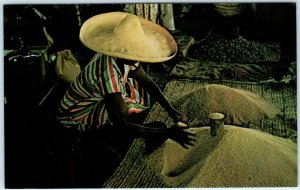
[130,64,183,123]
[104,92,195,148]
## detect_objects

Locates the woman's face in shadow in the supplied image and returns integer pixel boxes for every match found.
[117,58,137,66]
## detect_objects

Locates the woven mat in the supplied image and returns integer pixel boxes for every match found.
[169,58,274,82]
[103,79,296,188]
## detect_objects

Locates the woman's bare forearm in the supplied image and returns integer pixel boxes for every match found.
[140,79,175,113]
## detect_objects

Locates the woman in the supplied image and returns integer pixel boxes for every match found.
[58,12,195,149]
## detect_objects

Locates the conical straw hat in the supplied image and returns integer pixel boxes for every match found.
[79,12,178,63]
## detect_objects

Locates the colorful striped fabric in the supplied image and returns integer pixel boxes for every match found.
[58,53,150,131]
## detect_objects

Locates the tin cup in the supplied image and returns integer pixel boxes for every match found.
[209,113,225,136]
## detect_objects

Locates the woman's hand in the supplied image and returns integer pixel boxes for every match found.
[168,107,185,124]
[167,126,196,149]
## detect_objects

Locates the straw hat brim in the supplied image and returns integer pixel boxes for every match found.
[79,12,178,63]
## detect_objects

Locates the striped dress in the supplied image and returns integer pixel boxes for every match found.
[58,53,150,131]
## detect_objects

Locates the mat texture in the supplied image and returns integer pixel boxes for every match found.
[170,58,274,82]
[103,79,296,188]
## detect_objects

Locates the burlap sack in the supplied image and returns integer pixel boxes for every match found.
[56,50,81,83]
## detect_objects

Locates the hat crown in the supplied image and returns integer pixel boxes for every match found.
[113,15,145,42]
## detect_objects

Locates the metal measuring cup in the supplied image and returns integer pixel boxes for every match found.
[209,112,225,136]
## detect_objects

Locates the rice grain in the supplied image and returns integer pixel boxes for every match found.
[145,126,297,187]
[171,84,278,127]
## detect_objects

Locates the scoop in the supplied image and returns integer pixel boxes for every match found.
[209,112,225,136]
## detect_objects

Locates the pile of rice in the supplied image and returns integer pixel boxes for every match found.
[171,84,278,127]
[145,126,297,187]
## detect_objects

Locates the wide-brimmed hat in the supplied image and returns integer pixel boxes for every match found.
[79,12,178,63]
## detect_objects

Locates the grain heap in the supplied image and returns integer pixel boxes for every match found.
[189,34,278,63]
[145,126,297,187]
[171,84,278,127]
